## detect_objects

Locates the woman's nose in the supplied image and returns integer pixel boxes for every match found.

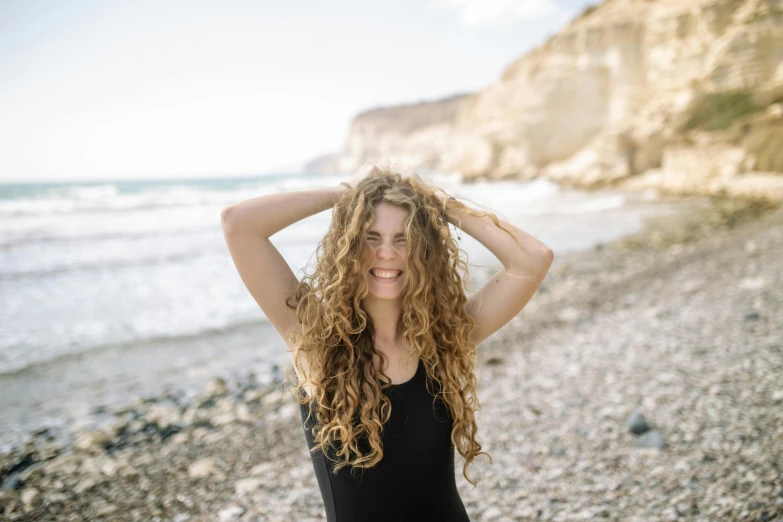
[375,242,398,259]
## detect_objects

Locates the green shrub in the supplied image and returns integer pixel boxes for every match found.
[684,90,764,131]
[744,124,783,172]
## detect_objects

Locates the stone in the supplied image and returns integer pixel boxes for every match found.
[18,462,43,483]
[638,429,667,450]
[235,477,264,496]
[20,487,40,507]
[94,503,119,517]
[739,277,768,290]
[627,411,651,435]
[146,405,184,429]
[483,506,504,520]
[44,454,84,475]
[557,306,584,324]
[72,429,113,454]
[73,477,100,494]
[249,461,276,477]
[218,505,245,521]
[1,472,22,491]
[203,377,228,397]
[188,458,225,480]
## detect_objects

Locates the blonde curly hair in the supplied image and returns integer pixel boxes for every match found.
[286,165,517,486]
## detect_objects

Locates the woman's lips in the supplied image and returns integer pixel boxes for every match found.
[370,270,403,283]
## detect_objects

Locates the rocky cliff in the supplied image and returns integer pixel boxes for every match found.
[315,93,473,175]
[317,0,783,201]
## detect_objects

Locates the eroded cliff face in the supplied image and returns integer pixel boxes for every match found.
[330,93,473,175]
[320,0,783,200]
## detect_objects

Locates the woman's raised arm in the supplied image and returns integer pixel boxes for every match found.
[451,201,554,347]
[220,184,348,344]
[405,172,553,348]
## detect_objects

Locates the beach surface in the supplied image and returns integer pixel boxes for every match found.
[1,196,781,521]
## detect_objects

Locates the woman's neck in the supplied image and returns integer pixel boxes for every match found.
[362,297,403,344]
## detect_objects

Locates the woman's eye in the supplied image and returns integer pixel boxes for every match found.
[365,237,405,245]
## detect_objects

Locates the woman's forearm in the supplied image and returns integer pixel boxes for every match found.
[448,205,553,273]
[221,184,348,238]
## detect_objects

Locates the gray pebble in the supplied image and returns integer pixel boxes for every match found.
[627,411,650,435]
[637,429,667,450]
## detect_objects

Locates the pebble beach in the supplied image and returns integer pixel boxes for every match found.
[1,195,781,521]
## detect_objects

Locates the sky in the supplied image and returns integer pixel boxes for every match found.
[0,0,594,183]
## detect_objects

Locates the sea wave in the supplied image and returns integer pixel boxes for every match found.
[0,177,293,218]
[0,225,217,250]
[0,190,240,218]
[0,316,272,378]
[0,246,226,281]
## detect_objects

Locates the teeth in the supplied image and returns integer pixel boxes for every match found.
[371,269,401,279]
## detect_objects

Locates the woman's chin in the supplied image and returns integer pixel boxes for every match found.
[365,278,407,300]
[366,289,403,300]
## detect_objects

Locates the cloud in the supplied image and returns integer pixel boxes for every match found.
[431,0,565,27]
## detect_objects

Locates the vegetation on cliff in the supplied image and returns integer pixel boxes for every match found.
[742,120,783,172]
[684,90,763,132]
[681,89,783,173]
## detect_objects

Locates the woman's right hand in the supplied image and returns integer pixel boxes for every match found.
[345,163,382,189]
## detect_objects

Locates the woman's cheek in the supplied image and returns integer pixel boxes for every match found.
[360,246,373,264]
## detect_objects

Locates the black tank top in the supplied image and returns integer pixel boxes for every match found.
[298,359,470,522]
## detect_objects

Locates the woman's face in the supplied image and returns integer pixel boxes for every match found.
[362,202,409,301]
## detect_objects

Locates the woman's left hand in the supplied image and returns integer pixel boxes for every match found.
[405,171,453,207]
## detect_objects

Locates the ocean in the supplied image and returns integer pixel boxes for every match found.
[0,171,689,451]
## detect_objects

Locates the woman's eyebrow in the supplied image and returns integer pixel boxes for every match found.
[367,231,406,239]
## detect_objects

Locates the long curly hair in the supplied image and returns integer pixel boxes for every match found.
[286,165,518,486]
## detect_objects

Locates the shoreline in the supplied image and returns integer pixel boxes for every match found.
[0,177,673,454]
[0,184,682,454]
[0,319,287,455]
[1,195,781,521]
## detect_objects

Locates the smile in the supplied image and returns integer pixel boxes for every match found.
[370,269,403,282]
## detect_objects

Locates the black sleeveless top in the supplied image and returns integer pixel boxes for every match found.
[298,359,470,522]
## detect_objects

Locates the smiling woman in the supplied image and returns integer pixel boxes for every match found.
[220,163,553,521]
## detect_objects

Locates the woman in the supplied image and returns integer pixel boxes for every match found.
[220,163,553,521]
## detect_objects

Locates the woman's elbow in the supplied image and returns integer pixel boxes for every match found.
[537,248,554,274]
[220,206,236,233]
